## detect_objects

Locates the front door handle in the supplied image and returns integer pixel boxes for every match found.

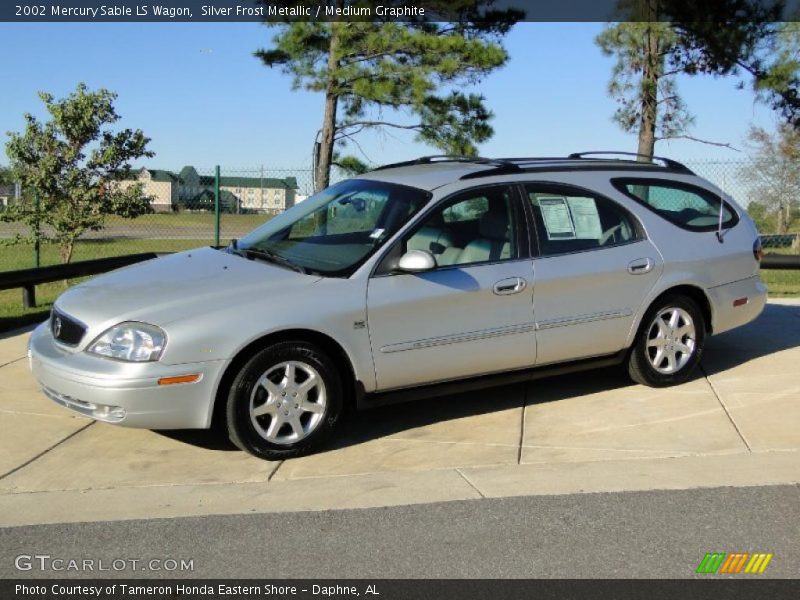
[628,258,654,275]
[493,277,527,295]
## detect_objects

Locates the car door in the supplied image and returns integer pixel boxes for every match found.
[366,184,537,391]
[524,182,664,365]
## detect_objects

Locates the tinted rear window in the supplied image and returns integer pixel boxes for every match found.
[612,179,737,231]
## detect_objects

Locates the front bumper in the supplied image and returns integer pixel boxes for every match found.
[28,322,227,429]
[708,274,768,335]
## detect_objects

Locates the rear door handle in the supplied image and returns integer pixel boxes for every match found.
[493,277,527,295]
[628,258,654,275]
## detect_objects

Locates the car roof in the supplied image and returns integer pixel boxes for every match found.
[357,154,696,192]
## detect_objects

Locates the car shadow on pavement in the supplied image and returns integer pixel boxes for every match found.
[154,427,239,451]
[701,303,800,375]
[153,303,799,456]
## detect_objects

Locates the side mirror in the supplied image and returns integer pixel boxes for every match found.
[396,249,436,273]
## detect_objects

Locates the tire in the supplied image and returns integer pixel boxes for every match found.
[226,341,343,460]
[628,294,706,387]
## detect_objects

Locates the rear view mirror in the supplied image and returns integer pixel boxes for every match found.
[396,250,436,273]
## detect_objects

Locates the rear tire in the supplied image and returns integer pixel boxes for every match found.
[628,295,706,387]
[226,341,343,460]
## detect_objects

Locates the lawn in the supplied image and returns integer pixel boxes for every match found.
[0,211,274,271]
[759,268,800,296]
[0,238,215,330]
[1,238,218,272]
[103,212,269,230]
[0,210,277,330]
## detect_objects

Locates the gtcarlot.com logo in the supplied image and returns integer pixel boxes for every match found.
[696,552,773,574]
[14,554,194,572]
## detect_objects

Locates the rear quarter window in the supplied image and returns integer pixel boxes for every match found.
[612,178,738,232]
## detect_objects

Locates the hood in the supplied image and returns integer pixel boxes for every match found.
[55,247,321,329]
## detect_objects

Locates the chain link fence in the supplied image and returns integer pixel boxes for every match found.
[0,166,315,273]
[1,158,798,274]
[684,159,799,251]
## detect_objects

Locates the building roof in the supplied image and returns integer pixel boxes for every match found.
[146,168,180,183]
[139,166,298,190]
[215,175,298,190]
[179,166,200,181]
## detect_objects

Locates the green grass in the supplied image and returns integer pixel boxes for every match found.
[1,211,275,271]
[1,238,216,271]
[0,239,214,331]
[0,283,66,326]
[104,212,269,229]
[760,247,800,296]
[759,268,800,296]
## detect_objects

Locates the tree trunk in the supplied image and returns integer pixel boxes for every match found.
[60,240,74,265]
[777,204,788,234]
[637,21,659,161]
[314,22,341,193]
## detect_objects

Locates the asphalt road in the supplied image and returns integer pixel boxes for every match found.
[1,484,798,579]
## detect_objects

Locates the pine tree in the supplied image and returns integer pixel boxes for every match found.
[256,1,519,190]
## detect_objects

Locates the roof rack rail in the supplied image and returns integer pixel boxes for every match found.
[494,157,572,163]
[372,155,521,172]
[567,151,693,174]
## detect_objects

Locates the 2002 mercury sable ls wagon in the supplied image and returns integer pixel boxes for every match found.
[29,153,767,459]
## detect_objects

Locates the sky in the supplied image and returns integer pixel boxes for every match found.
[0,21,779,183]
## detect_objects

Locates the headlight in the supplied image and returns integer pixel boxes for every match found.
[87,322,166,362]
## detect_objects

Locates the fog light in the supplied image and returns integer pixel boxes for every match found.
[42,386,126,423]
[93,405,127,421]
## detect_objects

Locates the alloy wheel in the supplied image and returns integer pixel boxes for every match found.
[249,361,326,445]
[646,307,697,375]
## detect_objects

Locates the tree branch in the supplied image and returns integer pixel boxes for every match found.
[658,134,741,151]
[338,120,425,131]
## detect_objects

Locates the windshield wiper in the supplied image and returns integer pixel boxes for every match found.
[243,247,308,275]
[225,239,244,256]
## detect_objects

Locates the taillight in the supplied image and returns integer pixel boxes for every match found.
[753,238,764,262]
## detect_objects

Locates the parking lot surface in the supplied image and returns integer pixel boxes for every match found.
[0,300,798,526]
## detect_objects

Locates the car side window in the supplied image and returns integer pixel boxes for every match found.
[404,186,518,267]
[526,184,640,256]
[612,178,737,231]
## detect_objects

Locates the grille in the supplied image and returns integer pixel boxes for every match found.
[51,309,87,346]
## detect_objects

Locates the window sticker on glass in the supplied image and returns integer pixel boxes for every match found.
[567,197,603,240]
[369,228,385,239]
[539,196,576,240]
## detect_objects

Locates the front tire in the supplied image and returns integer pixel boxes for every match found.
[628,295,706,387]
[226,342,343,460]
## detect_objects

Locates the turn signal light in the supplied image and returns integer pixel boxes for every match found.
[157,374,202,386]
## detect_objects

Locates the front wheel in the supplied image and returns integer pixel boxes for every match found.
[226,342,343,460]
[628,295,706,387]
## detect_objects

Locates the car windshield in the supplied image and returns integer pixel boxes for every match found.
[235,179,431,276]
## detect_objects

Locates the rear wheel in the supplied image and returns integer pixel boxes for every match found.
[628,295,706,387]
[226,342,343,460]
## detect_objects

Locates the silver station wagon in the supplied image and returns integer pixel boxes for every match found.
[29,153,767,459]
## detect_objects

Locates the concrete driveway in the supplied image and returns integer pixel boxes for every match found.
[1,300,798,526]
